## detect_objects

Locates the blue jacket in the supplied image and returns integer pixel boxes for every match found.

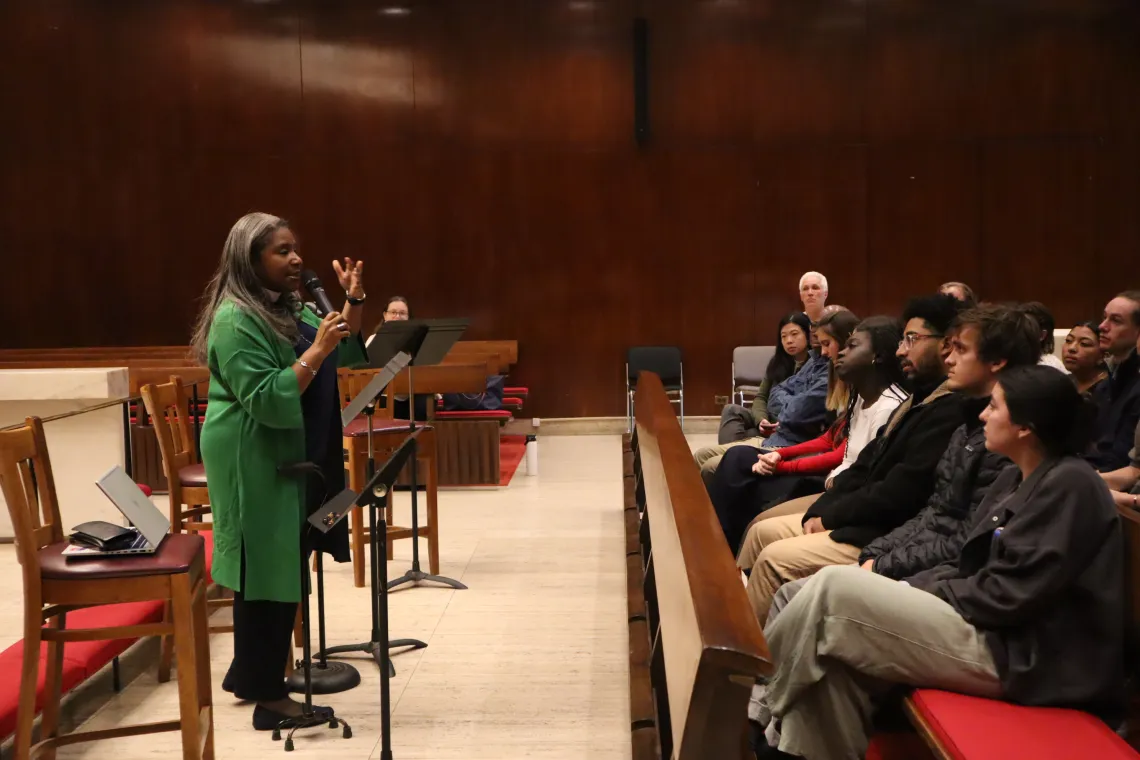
[763,351,830,448]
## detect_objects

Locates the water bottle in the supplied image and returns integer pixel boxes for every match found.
[525,434,539,477]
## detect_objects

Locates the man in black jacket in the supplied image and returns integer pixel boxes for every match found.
[857,305,1040,578]
[1087,290,1140,471]
[738,294,966,625]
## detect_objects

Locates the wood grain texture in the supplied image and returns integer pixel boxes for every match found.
[2,0,1139,416]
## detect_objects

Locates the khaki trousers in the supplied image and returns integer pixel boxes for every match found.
[693,436,765,487]
[736,493,822,569]
[740,508,861,626]
[763,566,1000,760]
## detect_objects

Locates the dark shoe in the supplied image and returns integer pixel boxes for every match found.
[252,703,335,731]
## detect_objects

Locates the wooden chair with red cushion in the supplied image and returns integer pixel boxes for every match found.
[0,416,214,760]
[141,375,233,683]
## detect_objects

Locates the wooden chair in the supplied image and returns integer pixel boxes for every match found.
[338,368,441,588]
[0,416,214,760]
[140,376,233,683]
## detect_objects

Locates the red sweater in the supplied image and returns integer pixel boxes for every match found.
[772,420,848,475]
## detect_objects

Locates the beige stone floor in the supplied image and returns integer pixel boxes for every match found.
[0,433,690,759]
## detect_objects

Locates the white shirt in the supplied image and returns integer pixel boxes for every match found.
[828,385,908,480]
[1039,352,1069,374]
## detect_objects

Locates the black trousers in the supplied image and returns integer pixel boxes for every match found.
[708,445,826,555]
[224,547,297,702]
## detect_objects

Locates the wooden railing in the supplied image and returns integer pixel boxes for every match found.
[625,372,772,760]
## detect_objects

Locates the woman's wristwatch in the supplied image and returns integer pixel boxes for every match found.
[345,291,367,306]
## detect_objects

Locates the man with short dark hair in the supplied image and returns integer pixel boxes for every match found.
[1088,291,1140,471]
[857,304,1041,580]
[737,294,970,624]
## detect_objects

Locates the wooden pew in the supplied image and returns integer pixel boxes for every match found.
[627,372,772,760]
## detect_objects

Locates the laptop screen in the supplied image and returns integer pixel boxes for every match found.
[95,466,171,546]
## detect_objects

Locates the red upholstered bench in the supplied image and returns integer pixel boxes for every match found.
[902,689,1137,760]
[502,396,524,412]
[0,600,166,740]
[503,386,528,398]
[433,409,513,423]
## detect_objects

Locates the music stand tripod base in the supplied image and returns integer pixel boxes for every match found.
[388,569,467,591]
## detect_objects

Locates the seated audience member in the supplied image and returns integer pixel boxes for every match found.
[799,271,828,324]
[1087,291,1140,471]
[1020,301,1067,373]
[752,366,1125,760]
[940,280,978,308]
[695,315,833,486]
[718,312,812,445]
[710,315,905,554]
[856,305,1042,579]
[1100,418,1140,510]
[368,295,430,420]
[1063,321,1109,395]
[735,294,968,624]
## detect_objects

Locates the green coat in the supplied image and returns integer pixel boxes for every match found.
[200,301,366,602]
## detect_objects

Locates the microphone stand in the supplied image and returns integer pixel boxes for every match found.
[272,465,353,752]
[388,364,467,592]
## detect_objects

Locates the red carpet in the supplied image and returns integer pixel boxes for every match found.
[500,435,527,485]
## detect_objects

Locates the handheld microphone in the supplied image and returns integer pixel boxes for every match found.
[301,270,336,317]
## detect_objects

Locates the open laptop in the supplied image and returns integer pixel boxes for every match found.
[63,466,170,558]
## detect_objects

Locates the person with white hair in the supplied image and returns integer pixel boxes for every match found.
[798,272,828,324]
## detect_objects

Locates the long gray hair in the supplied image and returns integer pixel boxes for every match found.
[191,212,301,363]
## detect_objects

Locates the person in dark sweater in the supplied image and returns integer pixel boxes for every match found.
[857,304,1041,579]
[1087,291,1140,471]
[752,367,1125,760]
[737,293,966,625]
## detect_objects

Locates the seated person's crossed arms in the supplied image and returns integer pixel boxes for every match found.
[738,300,1041,626]
[708,315,907,555]
[751,366,1125,760]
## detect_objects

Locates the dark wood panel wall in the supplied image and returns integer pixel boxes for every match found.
[2,0,1138,417]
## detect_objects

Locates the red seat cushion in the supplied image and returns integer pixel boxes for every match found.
[503,386,528,397]
[502,397,524,408]
[136,483,153,498]
[0,642,86,739]
[0,599,165,740]
[56,601,166,680]
[434,410,513,420]
[908,689,1136,760]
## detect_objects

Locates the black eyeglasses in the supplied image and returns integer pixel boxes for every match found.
[899,333,942,350]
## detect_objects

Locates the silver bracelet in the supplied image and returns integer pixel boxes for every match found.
[297,358,318,378]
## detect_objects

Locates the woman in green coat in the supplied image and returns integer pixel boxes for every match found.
[190,212,368,730]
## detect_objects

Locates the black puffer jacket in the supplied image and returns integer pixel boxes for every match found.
[858,397,1013,579]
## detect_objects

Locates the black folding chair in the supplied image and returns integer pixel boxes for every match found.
[626,346,684,432]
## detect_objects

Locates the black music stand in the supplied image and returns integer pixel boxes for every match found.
[367,318,470,592]
[318,346,427,675]
[274,466,354,751]
[309,434,421,760]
